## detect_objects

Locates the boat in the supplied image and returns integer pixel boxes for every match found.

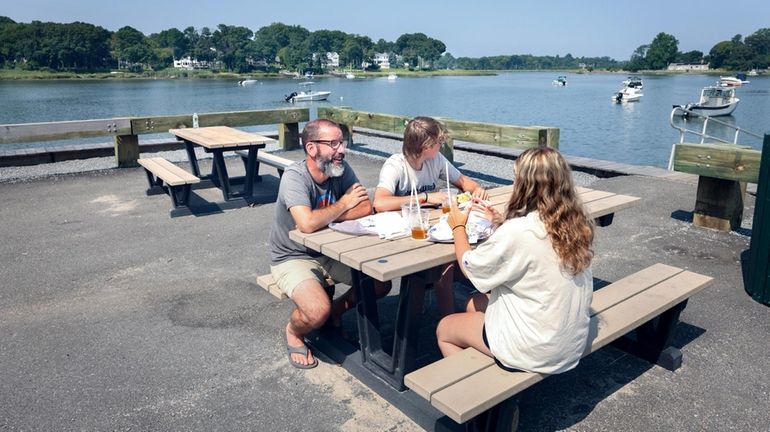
[748,69,759,76]
[387,73,398,81]
[345,73,355,79]
[238,79,258,86]
[673,86,740,117]
[284,81,332,102]
[718,75,750,87]
[612,85,643,103]
[621,76,643,89]
[552,75,567,86]
[304,71,314,80]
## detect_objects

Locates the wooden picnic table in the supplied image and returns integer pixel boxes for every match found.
[289,185,641,391]
[169,126,272,201]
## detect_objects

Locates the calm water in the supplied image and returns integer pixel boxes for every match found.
[1,72,769,168]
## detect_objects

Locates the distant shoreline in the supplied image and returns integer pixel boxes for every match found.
[0,68,748,81]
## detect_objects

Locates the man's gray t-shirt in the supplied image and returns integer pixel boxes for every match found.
[269,159,360,264]
[377,153,462,196]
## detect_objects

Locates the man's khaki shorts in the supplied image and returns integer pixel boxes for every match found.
[270,257,352,298]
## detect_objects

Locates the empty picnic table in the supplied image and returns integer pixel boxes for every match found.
[169,126,272,201]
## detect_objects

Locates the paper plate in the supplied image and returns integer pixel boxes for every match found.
[428,213,493,244]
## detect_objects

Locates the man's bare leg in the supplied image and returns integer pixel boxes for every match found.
[286,279,332,367]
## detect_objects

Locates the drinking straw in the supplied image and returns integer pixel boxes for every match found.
[445,160,451,208]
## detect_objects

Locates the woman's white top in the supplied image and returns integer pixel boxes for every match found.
[461,211,593,374]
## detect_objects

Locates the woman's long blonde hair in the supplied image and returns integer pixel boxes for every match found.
[505,147,594,275]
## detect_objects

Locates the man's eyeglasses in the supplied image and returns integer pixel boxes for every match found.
[312,140,346,149]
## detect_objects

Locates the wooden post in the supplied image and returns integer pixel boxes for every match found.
[692,176,744,231]
[279,122,300,150]
[114,134,139,167]
[747,134,770,305]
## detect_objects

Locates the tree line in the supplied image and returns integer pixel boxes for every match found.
[1,16,768,73]
[626,30,770,71]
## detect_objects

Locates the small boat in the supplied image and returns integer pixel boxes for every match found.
[552,75,567,86]
[387,73,398,81]
[621,76,643,89]
[238,79,258,86]
[612,86,643,103]
[748,69,759,77]
[345,73,355,79]
[285,81,331,103]
[718,75,750,87]
[673,86,740,117]
[304,71,314,80]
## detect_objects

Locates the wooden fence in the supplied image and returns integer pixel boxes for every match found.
[0,108,310,167]
[317,107,559,161]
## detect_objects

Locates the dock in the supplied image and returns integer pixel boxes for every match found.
[0,133,768,431]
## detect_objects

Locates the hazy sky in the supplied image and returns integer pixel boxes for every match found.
[3,0,769,60]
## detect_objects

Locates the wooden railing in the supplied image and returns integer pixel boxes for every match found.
[0,108,310,167]
[317,106,559,161]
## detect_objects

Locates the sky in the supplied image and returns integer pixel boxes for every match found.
[3,0,769,61]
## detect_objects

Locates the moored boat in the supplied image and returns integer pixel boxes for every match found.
[612,86,643,103]
[718,74,750,87]
[621,76,643,89]
[552,75,567,86]
[387,73,397,80]
[285,81,332,102]
[673,86,739,117]
[238,79,258,86]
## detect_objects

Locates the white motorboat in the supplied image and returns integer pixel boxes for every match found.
[718,74,750,87]
[612,86,643,103]
[621,76,643,89]
[238,79,258,86]
[285,81,331,102]
[552,75,567,86]
[345,73,355,79]
[387,73,398,81]
[673,86,740,117]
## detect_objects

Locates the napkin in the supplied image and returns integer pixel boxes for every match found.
[329,212,410,240]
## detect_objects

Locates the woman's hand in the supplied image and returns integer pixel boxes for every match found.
[447,203,471,231]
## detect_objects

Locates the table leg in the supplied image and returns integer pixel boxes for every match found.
[243,147,258,197]
[212,150,232,200]
[183,141,202,178]
[354,267,440,391]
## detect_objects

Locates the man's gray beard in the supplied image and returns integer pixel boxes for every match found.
[317,156,345,177]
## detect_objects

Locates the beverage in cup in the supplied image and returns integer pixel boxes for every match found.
[441,192,456,214]
[409,208,430,240]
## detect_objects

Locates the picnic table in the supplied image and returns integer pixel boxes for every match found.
[289,185,641,391]
[169,126,272,201]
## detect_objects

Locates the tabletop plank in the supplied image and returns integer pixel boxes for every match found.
[362,242,456,281]
[169,126,272,149]
[339,237,434,270]
[584,194,641,218]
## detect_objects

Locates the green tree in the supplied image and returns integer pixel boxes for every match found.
[211,24,253,71]
[395,33,446,68]
[112,26,154,70]
[626,44,648,71]
[645,33,678,69]
[745,28,770,68]
[676,50,704,63]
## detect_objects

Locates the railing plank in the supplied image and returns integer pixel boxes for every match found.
[130,108,309,135]
[672,142,761,183]
[0,118,132,144]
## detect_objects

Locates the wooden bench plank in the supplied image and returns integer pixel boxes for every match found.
[404,343,495,400]
[138,157,199,186]
[428,269,713,423]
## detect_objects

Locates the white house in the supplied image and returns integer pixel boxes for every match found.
[326,52,340,68]
[173,57,211,70]
[372,52,390,69]
[667,62,709,72]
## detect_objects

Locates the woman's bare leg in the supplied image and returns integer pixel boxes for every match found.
[436,311,491,358]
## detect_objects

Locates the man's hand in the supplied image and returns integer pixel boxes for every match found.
[339,183,369,210]
[471,186,488,200]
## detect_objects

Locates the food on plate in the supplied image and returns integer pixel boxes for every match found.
[456,192,472,205]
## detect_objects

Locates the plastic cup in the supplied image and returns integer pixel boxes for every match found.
[441,192,456,214]
[409,208,430,240]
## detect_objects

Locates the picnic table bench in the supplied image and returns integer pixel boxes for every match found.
[404,263,713,430]
[137,157,200,208]
[236,150,294,177]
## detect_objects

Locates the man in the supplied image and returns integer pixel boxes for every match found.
[269,119,388,369]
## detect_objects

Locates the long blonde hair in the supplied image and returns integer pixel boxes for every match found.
[505,147,594,275]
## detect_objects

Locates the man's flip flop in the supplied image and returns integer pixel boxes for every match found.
[286,344,318,369]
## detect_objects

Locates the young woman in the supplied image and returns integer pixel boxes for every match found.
[374,116,488,317]
[437,147,595,374]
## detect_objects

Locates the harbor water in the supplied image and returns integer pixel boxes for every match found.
[1,72,768,168]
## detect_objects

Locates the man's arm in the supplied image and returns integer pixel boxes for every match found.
[290,182,370,233]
